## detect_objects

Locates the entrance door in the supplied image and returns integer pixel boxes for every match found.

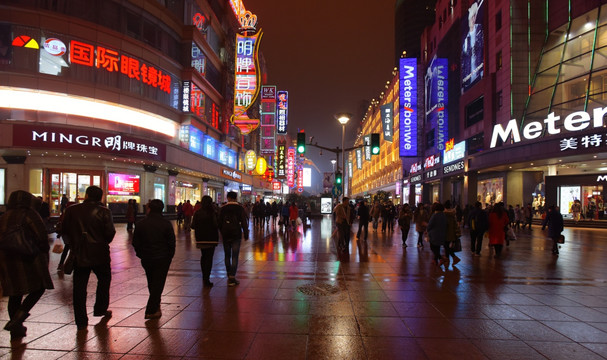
[48,170,103,214]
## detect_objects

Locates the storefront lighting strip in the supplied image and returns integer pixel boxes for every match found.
[0,87,177,138]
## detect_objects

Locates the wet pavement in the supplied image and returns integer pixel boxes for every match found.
[2,217,607,359]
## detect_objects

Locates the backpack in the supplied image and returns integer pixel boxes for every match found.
[221,210,242,239]
[0,212,39,256]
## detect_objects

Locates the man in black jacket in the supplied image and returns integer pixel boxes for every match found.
[61,186,116,331]
[468,201,489,256]
[219,191,249,286]
[356,199,370,240]
[133,199,175,319]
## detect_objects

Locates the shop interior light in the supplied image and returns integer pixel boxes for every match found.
[0,87,177,137]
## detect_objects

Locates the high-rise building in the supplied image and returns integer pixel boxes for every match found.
[394,0,437,62]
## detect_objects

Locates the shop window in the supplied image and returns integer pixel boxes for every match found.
[545,23,568,51]
[563,33,594,62]
[29,169,43,198]
[539,44,564,72]
[496,90,503,110]
[125,10,142,40]
[495,10,502,31]
[526,87,552,114]
[0,168,5,205]
[598,26,607,48]
[568,8,598,39]
[552,77,588,105]
[477,177,503,208]
[465,96,484,127]
[534,65,560,93]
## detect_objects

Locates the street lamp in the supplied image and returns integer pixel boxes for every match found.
[330,159,336,172]
[335,113,351,200]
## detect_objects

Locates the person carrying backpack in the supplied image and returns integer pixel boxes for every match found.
[218,192,249,286]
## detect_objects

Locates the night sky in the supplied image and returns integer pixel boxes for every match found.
[245,0,395,174]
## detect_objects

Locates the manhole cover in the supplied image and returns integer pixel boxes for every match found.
[297,283,341,296]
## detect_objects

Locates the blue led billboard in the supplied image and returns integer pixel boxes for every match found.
[425,57,448,151]
[399,58,417,157]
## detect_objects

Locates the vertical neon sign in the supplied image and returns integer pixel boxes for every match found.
[399,58,417,157]
[287,147,296,188]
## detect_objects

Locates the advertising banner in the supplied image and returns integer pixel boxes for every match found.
[276,142,287,179]
[425,57,448,151]
[232,31,262,134]
[287,147,296,187]
[108,173,140,195]
[276,90,288,134]
[460,0,485,93]
[364,135,371,161]
[260,85,276,154]
[13,124,166,161]
[380,103,394,142]
[399,58,417,157]
[323,172,333,189]
[356,148,362,169]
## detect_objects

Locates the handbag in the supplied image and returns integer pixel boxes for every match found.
[557,235,565,244]
[451,238,462,252]
[52,239,64,254]
[0,212,39,256]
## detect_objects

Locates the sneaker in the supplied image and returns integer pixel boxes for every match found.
[228,278,240,286]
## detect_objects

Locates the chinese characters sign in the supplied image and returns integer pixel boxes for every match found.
[356,148,362,169]
[364,135,371,161]
[380,103,394,142]
[69,40,171,94]
[425,57,448,151]
[560,134,604,152]
[287,147,296,187]
[276,142,287,179]
[399,58,417,157]
[13,124,166,161]
[276,91,288,134]
[231,31,263,135]
[260,85,276,154]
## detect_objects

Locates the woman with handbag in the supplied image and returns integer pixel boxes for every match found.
[542,205,564,255]
[0,190,54,340]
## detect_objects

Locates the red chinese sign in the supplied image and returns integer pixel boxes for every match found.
[287,147,296,188]
[69,40,171,94]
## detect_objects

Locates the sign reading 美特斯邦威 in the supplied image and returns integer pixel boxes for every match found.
[425,57,448,151]
[399,58,417,157]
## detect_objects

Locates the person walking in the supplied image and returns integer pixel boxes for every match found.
[380,202,390,232]
[289,202,299,229]
[542,205,564,255]
[334,197,353,252]
[182,200,194,231]
[414,203,430,248]
[61,186,115,331]
[488,202,509,259]
[427,203,447,268]
[522,203,533,229]
[371,200,381,232]
[468,202,489,256]
[0,191,54,340]
[444,201,461,266]
[514,204,523,229]
[398,204,413,247]
[192,195,219,288]
[132,199,175,319]
[126,199,136,231]
[219,191,249,286]
[60,193,68,214]
[356,199,370,240]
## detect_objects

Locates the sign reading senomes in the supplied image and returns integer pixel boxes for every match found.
[399,58,417,157]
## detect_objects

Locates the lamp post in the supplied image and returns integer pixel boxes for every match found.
[336,113,351,200]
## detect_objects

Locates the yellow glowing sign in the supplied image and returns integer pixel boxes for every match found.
[255,157,267,175]
[245,150,257,171]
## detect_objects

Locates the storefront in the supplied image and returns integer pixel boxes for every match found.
[175,180,201,205]
[546,174,607,220]
[422,154,441,204]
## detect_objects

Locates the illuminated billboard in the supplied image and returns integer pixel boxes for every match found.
[231,11,263,135]
[260,86,276,154]
[425,57,448,151]
[399,58,417,157]
[276,91,288,134]
[380,103,394,142]
[303,167,312,187]
[108,173,140,195]
[461,0,485,93]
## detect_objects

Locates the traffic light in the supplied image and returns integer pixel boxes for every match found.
[371,133,380,155]
[335,171,342,185]
[297,132,306,154]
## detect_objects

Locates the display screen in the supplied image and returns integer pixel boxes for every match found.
[460,0,485,93]
[321,197,333,214]
[399,58,417,157]
[108,173,140,195]
[425,57,448,151]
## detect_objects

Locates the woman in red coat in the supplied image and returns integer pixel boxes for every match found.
[488,203,509,258]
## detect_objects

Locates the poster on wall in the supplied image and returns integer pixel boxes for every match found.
[425,57,448,151]
[321,197,333,214]
[108,173,140,195]
[460,0,485,93]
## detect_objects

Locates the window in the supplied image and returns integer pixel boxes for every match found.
[495,10,502,31]
[496,50,502,70]
[496,90,503,110]
[467,133,485,154]
[465,96,484,127]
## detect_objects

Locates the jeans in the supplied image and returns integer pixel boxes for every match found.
[200,246,216,282]
[223,238,241,277]
[73,263,111,327]
[141,258,172,315]
[357,220,368,239]
[401,225,410,245]
[338,222,351,250]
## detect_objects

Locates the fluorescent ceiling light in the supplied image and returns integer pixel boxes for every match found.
[0,86,177,137]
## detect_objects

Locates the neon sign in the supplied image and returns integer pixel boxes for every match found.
[399,58,417,156]
[69,40,171,94]
[425,57,448,151]
[276,91,288,134]
[287,147,296,187]
[276,142,287,179]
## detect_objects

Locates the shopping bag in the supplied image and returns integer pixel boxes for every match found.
[557,235,565,244]
[296,217,302,225]
[51,239,64,254]
[506,228,517,241]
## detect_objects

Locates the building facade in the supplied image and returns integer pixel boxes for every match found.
[0,0,273,214]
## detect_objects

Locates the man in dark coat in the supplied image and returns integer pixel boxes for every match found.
[219,191,249,286]
[61,186,116,331]
[133,199,175,319]
[356,199,370,240]
[468,201,489,256]
[542,205,564,255]
[0,191,54,340]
